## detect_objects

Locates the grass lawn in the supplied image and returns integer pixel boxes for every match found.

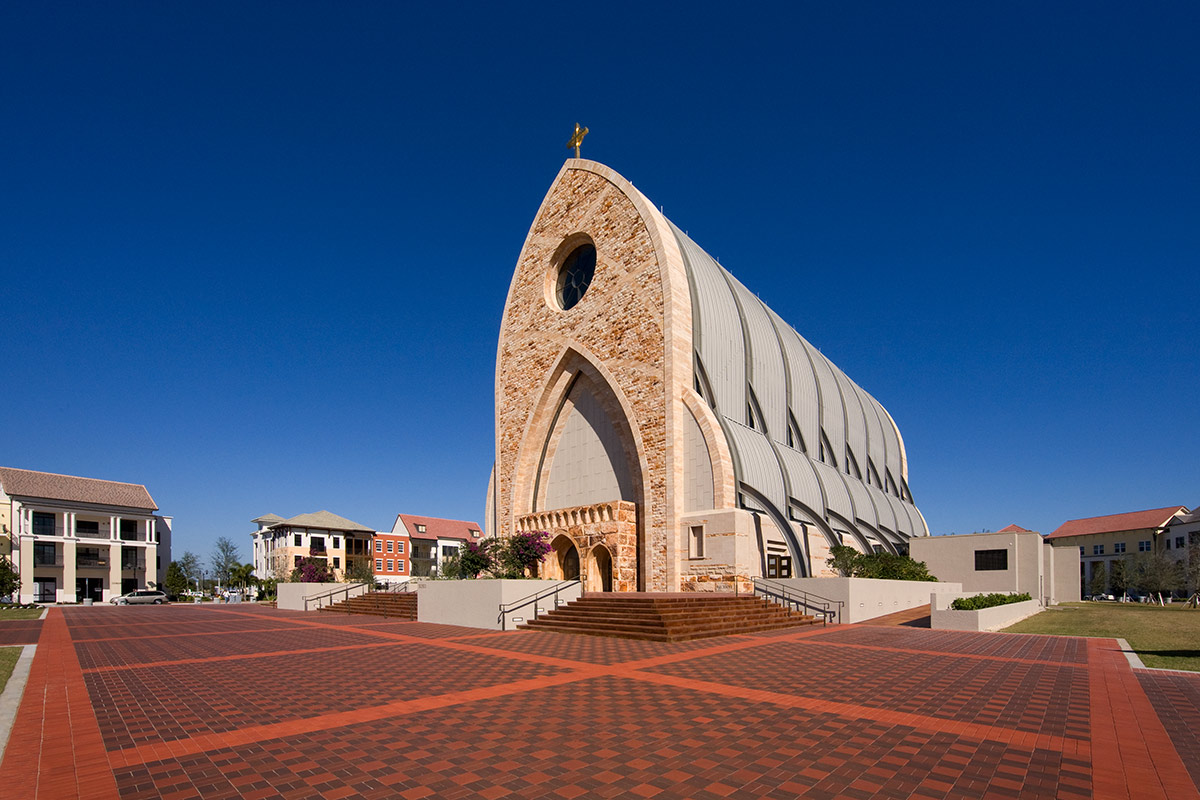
[1004,601,1200,671]
[0,647,19,695]
[0,608,44,620]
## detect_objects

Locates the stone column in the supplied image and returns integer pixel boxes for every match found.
[18,536,34,604]
[63,539,78,603]
[108,542,122,601]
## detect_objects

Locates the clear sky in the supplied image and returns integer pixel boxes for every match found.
[3,2,1197,565]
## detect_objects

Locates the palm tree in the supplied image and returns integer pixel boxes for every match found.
[231,562,257,592]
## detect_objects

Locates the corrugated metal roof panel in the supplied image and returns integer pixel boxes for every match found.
[801,341,846,467]
[723,417,786,512]
[832,366,868,476]
[866,387,905,486]
[725,274,787,442]
[852,382,890,485]
[767,309,821,456]
[776,445,825,514]
[811,460,855,523]
[672,224,745,425]
[843,475,880,529]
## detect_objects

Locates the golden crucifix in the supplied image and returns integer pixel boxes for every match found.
[567,123,589,157]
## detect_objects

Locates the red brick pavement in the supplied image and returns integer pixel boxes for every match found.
[1,604,1197,799]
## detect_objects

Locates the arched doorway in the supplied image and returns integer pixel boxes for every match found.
[587,545,613,592]
[545,534,580,581]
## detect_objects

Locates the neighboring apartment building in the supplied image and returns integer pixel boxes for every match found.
[909,524,1080,606]
[391,514,482,577]
[372,528,411,584]
[0,466,172,603]
[1164,507,1200,556]
[1045,506,1187,595]
[251,510,374,581]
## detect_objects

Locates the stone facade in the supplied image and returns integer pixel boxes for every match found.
[517,500,637,592]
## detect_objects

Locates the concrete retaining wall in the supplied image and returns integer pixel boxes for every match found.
[930,593,1043,631]
[772,577,963,623]
[276,582,370,611]
[411,579,582,630]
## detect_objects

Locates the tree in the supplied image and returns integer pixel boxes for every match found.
[1129,551,1183,605]
[494,531,552,578]
[343,558,375,584]
[824,545,938,581]
[458,539,493,579]
[210,537,242,587]
[230,562,256,590]
[176,551,200,584]
[0,555,19,601]
[1109,558,1129,599]
[1088,563,1108,598]
[164,561,190,599]
[291,556,333,583]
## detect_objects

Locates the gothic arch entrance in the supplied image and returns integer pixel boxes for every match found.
[544,534,580,581]
[587,545,613,592]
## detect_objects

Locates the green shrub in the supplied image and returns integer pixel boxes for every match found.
[825,545,938,581]
[951,592,1032,611]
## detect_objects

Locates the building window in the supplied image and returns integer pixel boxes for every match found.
[1139,540,1151,552]
[375,559,383,571]
[387,540,394,553]
[397,542,404,554]
[33,542,58,566]
[974,549,1008,571]
[555,243,596,311]
[1177,537,1185,549]
[471,530,480,538]
[1079,546,1084,556]
[119,519,138,541]
[1093,545,1104,555]
[333,557,340,569]
[416,524,426,533]
[689,525,705,559]
[1114,542,1126,554]
[76,520,99,537]
[294,555,302,567]
[294,534,302,547]
[397,559,405,572]
[375,540,383,552]
[32,512,56,537]
[333,537,340,549]
[386,560,393,572]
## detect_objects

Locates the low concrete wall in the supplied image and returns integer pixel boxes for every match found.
[410,579,583,630]
[930,593,1043,631]
[772,577,963,624]
[277,582,370,611]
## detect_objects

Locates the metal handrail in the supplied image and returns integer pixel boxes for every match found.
[497,579,581,631]
[753,577,844,625]
[304,581,372,611]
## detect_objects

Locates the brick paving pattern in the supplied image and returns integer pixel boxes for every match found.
[1,604,1198,799]
[0,618,42,646]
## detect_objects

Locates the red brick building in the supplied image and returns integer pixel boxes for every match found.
[371,527,411,584]
[391,514,482,577]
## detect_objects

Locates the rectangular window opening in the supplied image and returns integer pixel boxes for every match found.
[974,549,1008,571]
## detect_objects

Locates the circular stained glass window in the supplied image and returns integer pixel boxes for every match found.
[555,244,596,311]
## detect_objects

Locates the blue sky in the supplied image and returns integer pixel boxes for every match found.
[3,2,1197,564]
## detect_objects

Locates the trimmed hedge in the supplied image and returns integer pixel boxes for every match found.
[950,592,1032,611]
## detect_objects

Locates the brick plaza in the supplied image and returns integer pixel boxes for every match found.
[1,605,1198,799]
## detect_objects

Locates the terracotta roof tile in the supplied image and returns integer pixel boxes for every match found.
[395,514,482,542]
[1046,506,1187,539]
[0,466,157,511]
[996,524,1033,533]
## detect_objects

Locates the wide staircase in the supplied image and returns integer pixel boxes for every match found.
[519,593,822,641]
[319,590,417,619]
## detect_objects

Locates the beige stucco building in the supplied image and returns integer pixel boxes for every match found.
[251,510,374,581]
[0,466,171,603]
[909,524,1079,606]
[1046,506,1187,595]
[486,159,928,593]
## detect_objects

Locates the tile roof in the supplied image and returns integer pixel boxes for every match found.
[1168,507,1200,526]
[269,510,374,533]
[0,466,157,511]
[395,514,482,541]
[1046,506,1187,539]
[252,513,285,525]
[996,524,1033,533]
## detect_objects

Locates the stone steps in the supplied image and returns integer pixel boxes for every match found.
[319,591,417,619]
[519,593,822,641]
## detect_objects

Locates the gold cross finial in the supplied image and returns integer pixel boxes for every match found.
[567,123,589,158]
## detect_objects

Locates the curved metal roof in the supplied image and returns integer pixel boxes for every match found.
[668,225,928,549]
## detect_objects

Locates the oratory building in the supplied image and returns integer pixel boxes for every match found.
[486,158,928,593]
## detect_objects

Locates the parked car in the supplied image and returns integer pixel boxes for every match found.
[110,590,168,605]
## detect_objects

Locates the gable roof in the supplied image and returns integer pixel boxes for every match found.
[996,524,1033,533]
[0,466,157,511]
[269,510,373,533]
[1168,507,1200,526]
[394,514,481,541]
[1047,506,1187,539]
